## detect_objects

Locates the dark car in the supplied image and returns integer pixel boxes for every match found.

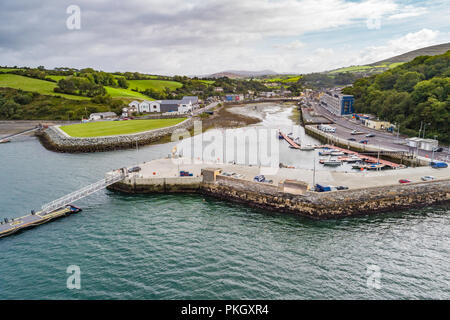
[347,138,356,141]
[365,133,375,138]
[336,186,349,190]
[359,140,369,144]
[128,166,141,173]
[433,147,443,152]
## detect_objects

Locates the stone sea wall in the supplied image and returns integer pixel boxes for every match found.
[37,118,193,153]
[108,174,450,219]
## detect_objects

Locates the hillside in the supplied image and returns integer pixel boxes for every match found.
[208,70,277,79]
[369,43,450,66]
[0,74,90,100]
[342,50,450,143]
[328,42,450,76]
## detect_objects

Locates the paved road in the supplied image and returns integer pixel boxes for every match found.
[308,99,450,162]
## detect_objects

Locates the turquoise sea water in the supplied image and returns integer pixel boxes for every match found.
[0,107,449,299]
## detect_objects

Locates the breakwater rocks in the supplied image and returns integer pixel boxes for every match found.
[37,118,193,153]
[108,174,450,219]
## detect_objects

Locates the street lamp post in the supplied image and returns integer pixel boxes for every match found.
[423,123,430,139]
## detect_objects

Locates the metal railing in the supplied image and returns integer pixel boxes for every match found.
[40,170,127,214]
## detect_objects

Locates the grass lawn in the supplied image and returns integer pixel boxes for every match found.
[0,74,89,100]
[104,86,151,100]
[127,79,183,92]
[46,75,66,82]
[60,118,186,137]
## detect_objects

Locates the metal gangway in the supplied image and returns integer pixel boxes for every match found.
[40,169,128,214]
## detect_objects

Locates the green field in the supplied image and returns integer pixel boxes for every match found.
[329,62,405,74]
[127,79,183,92]
[104,86,151,100]
[0,68,25,72]
[198,80,215,85]
[0,74,89,100]
[46,75,66,82]
[261,75,302,83]
[60,118,186,137]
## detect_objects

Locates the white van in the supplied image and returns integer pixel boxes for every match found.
[319,125,336,133]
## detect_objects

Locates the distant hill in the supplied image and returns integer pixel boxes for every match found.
[368,43,450,65]
[327,42,450,75]
[207,70,277,79]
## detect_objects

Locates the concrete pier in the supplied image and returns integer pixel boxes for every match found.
[108,158,450,219]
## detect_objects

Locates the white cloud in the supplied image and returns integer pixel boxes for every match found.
[0,0,439,75]
[273,40,305,50]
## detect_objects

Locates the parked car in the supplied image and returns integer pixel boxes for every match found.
[231,173,244,179]
[336,186,349,190]
[254,175,266,183]
[128,166,141,173]
[347,138,356,141]
[221,172,234,176]
[359,140,369,144]
[365,133,375,138]
[431,162,448,168]
[399,179,411,184]
[421,176,435,181]
[432,147,443,152]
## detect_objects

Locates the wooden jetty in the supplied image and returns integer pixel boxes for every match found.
[279,131,301,149]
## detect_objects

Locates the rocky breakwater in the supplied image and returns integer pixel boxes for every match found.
[37,118,193,153]
[201,176,450,219]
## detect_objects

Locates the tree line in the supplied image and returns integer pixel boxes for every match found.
[343,51,450,143]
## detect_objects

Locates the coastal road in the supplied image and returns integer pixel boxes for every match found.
[309,99,450,162]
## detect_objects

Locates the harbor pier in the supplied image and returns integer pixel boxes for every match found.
[108,158,450,219]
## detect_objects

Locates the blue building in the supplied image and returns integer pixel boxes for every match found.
[320,90,354,116]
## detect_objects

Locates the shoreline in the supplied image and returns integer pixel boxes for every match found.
[34,103,264,153]
[107,158,450,219]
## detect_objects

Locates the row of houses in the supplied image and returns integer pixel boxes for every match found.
[123,96,199,116]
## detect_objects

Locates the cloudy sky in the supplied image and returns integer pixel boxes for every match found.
[0,0,449,75]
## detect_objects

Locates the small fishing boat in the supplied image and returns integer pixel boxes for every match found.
[330,151,345,156]
[319,151,332,156]
[300,144,315,151]
[322,157,342,166]
[0,139,10,144]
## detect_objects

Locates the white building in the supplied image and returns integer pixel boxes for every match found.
[128,100,140,110]
[139,100,161,113]
[406,137,439,151]
[89,112,117,121]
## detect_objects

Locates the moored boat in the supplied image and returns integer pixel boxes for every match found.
[300,144,315,151]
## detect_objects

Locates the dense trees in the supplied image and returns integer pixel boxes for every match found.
[343,51,450,142]
[300,72,358,89]
[54,76,106,97]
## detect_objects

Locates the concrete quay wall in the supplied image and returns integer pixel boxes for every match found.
[108,173,450,219]
[37,118,194,153]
